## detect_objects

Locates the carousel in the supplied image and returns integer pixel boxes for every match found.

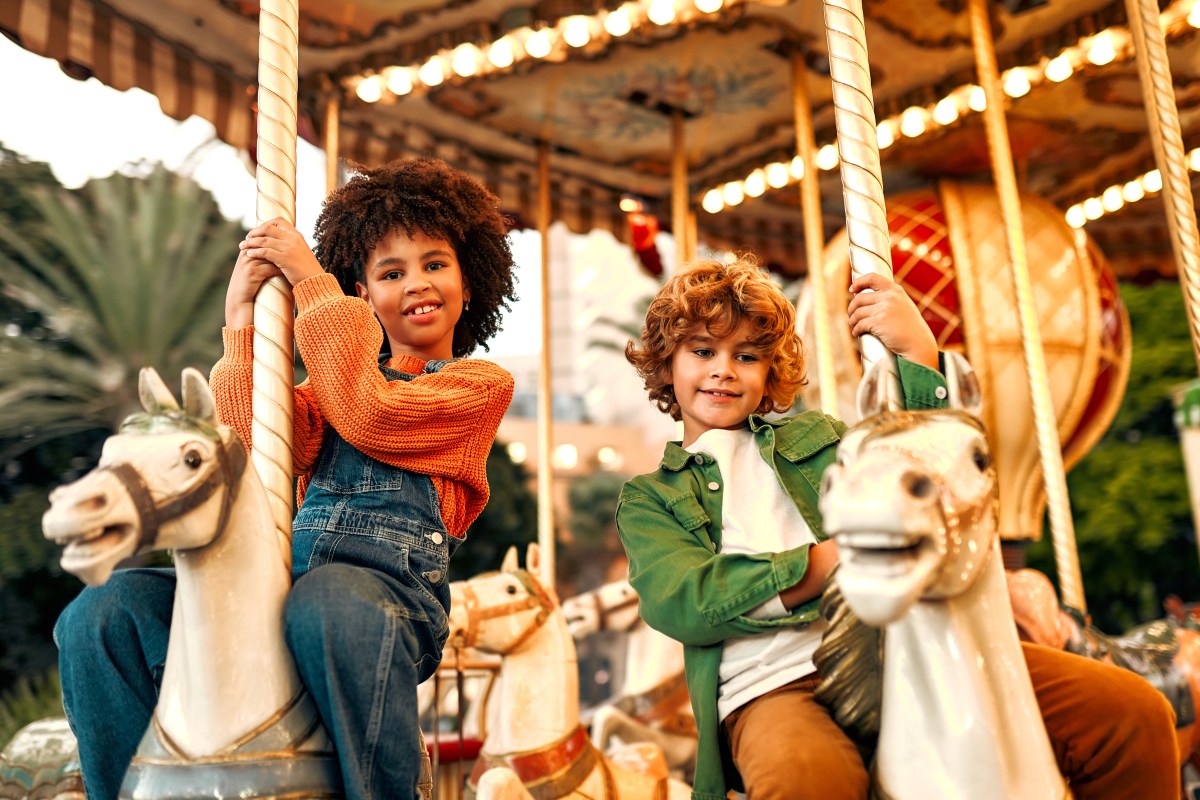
[0,0,1199,797]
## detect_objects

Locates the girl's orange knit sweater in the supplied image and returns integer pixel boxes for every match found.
[209,273,514,538]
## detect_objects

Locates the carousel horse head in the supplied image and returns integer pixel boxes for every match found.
[447,544,560,657]
[42,367,248,586]
[818,352,995,627]
[561,577,640,639]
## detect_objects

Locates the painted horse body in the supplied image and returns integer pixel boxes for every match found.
[41,368,342,798]
[817,409,1068,800]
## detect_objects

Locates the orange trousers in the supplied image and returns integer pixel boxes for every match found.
[722,643,1180,800]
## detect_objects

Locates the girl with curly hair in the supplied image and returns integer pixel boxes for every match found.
[56,157,518,800]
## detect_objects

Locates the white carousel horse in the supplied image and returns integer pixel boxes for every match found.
[39,367,349,797]
[561,581,696,779]
[447,545,691,800]
[814,357,1068,800]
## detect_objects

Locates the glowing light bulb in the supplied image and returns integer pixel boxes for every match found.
[1190,1,1200,29]
[1086,31,1116,66]
[526,28,554,58]
[507,441,528,464]
[1101,185,1124,213]
[1065,204,1086,229]
[489,36,516,68]
[695,0,724,12]
[766,162,790,189]
[900,106,928,138]
[702,188,725,214]
[790,155,806,179]
[877,120,896,149]
[744,169,766,198]
[1044,54,1073,83]
[648,0,676,25]
[1083,197,1104,220]
[1142,169,1162,192]
[1122,180,1145,203]
[605,7,633,36]
[563,16,591,48]
[418,56,446,87]
[816,144,839,170]
[1002,68,1031,98]
[386,68,413,96]
[355,75,383,103]
[451,43,481,77]
[933,97,959,126]
[1189,148,1200,171]
[722,181,744,207]
[967,85,987,112]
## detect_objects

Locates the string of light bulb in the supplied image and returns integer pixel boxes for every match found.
[1064,147,1200,228]
[699,0,1200,216]
[347,0,742,104]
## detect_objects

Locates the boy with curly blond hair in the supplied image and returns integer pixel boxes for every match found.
[617,257,1177,800]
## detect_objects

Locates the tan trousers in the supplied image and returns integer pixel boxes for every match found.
[722,643,1180,800]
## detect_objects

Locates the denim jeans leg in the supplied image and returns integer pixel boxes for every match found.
[284,563,442,800]
[54,568,175,800]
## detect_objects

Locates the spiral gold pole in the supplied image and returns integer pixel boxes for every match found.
[821,0,900,405]
[536,142,557,587]
[967,0,1085,612]
[253,0,299,569]
[792,52,839,415]
[1125,0,1200,373]
[324,92,340,197]
[672,111,694,267]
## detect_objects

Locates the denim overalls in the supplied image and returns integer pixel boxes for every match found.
[284,357,462,799]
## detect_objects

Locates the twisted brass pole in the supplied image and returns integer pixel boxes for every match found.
[821,0,901,408]
[967,0,1085,612]
[1125,0,1200,373]
[792,52,839,415]
[253,0,299,569]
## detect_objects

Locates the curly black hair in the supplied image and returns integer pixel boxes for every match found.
[312,156,517,357]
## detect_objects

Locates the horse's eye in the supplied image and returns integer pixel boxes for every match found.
[506,584,518,595]
[184,449,202,469]
[972,447,991,472]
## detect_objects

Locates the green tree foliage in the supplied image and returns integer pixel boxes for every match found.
[0,161,244,463]
[561,471,629,594]
[0,670,63,747]
[453,440,538,581]
[1028,280,1200,632]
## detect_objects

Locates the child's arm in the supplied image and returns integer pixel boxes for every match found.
[617,485,822,647]
[847,273,938,371]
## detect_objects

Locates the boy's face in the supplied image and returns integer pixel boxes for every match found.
[356,229,469,362]
[669,321,770,447]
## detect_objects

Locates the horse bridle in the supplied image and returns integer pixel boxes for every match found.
[590,587,638,632]
[453,570,557,654]
[99,425,248,553]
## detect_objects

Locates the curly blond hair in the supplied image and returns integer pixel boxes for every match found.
[625,256,807,420]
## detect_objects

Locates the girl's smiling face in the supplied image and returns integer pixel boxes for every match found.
[669,320,771,447]
[356,229,469,362]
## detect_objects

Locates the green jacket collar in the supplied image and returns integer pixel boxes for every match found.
[659,412,840,471]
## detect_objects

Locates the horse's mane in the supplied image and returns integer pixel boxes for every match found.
[813,568,883,762]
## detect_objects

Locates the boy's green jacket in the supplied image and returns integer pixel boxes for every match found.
[615,359,948,800]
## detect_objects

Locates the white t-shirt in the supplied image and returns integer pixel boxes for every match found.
[687,426,827,721]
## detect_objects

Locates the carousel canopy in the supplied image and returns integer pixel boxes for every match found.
[1,0,1196,277]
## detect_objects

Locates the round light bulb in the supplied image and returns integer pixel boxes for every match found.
[554,443,579,469]
[386,68,413,96]
[702,188,724,214]
[355,75,383,103]
[1101,185,1124,213]
[900,106,928,138]
[648,0,676,25]
[563,16,591,48]
[418,56,446,87]
[1065,205,1086,229]
[1044,54,1073,83]
[744,169,767,198]
[1188,148,1200,171]
[790,155,806,180]
[877,119,896,149]
[816,144,839,170]
[605,7,633,36]
[1002,68,1031,98]
[1190,1,1200,29]
[932,97,960,126]
[967,85,987,112]
[765,162,790,189]
[507,441,528,464]
[1083,197,1104,220]
[1142,169,1162,193]
[1122,180,1145,203]
[695,0,724,12]
[451,43,481,77]
[526,28,554,59]
[1086,31,1116,66]
[722,181,744,207]
[489,36,516,69]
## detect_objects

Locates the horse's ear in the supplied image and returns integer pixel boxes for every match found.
[942,351,983,416]
[181,368,217,424]
[855,360,899,422]
[500,546,519,574]
[139,367,180,413]
[526,542,541,574]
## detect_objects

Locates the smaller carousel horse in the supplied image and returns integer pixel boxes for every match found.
[814,358,1068,800]
[38,368,349,798]
[448,545,691,800]
[561,581,696,780]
